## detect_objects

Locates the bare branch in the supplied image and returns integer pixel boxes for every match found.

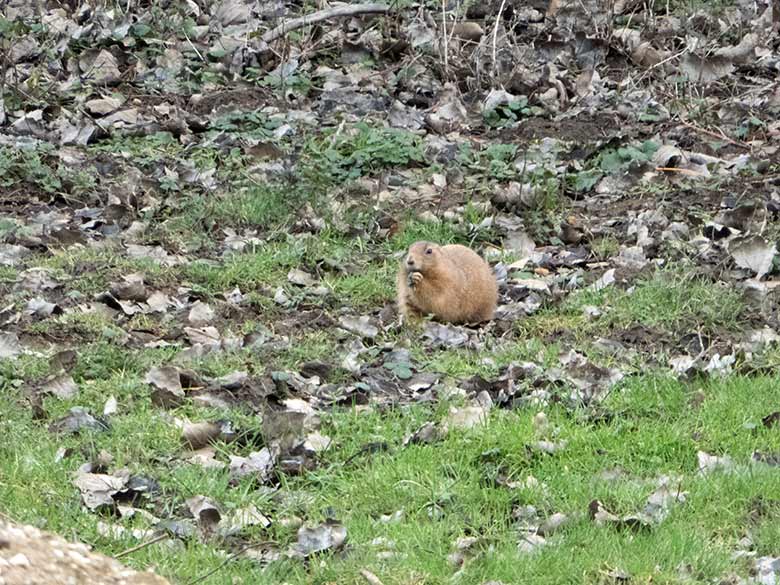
[261,3,390,44]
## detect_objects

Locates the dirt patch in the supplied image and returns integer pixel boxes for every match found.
[488,113,626,144]
[186,87,282,117]
[0,521,170,585]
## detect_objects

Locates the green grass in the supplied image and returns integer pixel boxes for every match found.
[2,370,779,584]
[36,246,173,295]
[519,267,746,345]
[0,113,774,585]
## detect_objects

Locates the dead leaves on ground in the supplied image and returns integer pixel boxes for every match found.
[2,0,780,581]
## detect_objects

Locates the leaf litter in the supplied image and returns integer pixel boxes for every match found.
[2,0,780,582]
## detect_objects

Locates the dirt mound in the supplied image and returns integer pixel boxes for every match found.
[0,521,169,585]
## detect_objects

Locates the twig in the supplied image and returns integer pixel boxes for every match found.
[115,534,169,559]
[360,569,386,585]
[0,510,17,523]
[261,3,390,44]
[678,118,751,150]
[182,29,205,62]
[184,541,276,585]
[441,0,449,76]
[491,0,508,79]
[654,167,704,175]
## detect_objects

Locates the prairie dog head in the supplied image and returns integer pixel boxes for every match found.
[403,241,442,274]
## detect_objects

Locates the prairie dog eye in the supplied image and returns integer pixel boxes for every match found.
[425,248,433,255]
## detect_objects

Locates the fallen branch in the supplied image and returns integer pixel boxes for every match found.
[360,569,386,585]
[115,533,168,559]
[184,541,277,585]
[261,3,390,44]
[678,118,751,150]
[654,167,705,176]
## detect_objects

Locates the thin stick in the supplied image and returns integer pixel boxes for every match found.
[654,167,704,175]
[678,118,751,150]
[115,533,169,559]
[261,3,390,43]
[441,0,449,76]
[360,569,386,585]
[184,541,276,585]
[491,0,508,79]
[182,30,205,62]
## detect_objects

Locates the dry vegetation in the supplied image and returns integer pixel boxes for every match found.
[1,0,780,583]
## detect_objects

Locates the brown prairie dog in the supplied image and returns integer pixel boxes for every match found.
[396,241,498,324]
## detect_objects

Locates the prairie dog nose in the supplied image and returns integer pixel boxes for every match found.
[406,255,415,267]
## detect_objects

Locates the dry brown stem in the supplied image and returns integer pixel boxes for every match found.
[261,3,390,44]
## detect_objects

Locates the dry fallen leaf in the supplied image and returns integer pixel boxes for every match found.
[41,374,79,399]
[73,471,127,511]
[697,450,734,474]
[186,495,221,530]
[145,366,185,408]
[338,315,379,339]
[182,421,223,450]
[293,521,347,556]
[229,447,278,483]
[729,235,777,279]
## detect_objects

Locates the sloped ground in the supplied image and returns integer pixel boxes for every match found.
[0,520,170,585]
[1,0,780,583]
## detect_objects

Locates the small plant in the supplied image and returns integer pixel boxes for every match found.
[90,132,182,166]
[591,235,621,260]
[302,123,425,183]
[483,96,543,128]
[208,109,282,141]
[569,140,659,194]
[459,143,518,181]
[735,116,765,140]
[246,68,313,97]
[0,145,63,193]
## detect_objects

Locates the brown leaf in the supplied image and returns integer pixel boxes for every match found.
[73,472,127,511]
[145,366,185,408]
[762,411,780,428]
[186,495,221,530]
[41,374,78,399]
[293,521,347,556]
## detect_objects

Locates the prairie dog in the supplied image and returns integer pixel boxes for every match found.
[396,241,498,324]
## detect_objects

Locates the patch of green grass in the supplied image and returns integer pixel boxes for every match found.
[416,346,498,379]
[184,243,304,293]
[211,183,320,229]
[156,181,323,251]
[516,309,590,341]
[388,218,468,251]
[556,267,746,336]
[28,311,126,340]
[302,122,425,184]
[275,331,341,369]
[415,336,558,381]
[606,271,744,332]
[36,246,171,295]
[0,353,51,381]
[2,301,779,585]
[73,344,179,381]
[262,374,779,584]
[89,132,183,166]
[327,263,395,309]
[590,235,621,260]
[0,265,18,283]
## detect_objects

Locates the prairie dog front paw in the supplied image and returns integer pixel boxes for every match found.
[408,271,423,287]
